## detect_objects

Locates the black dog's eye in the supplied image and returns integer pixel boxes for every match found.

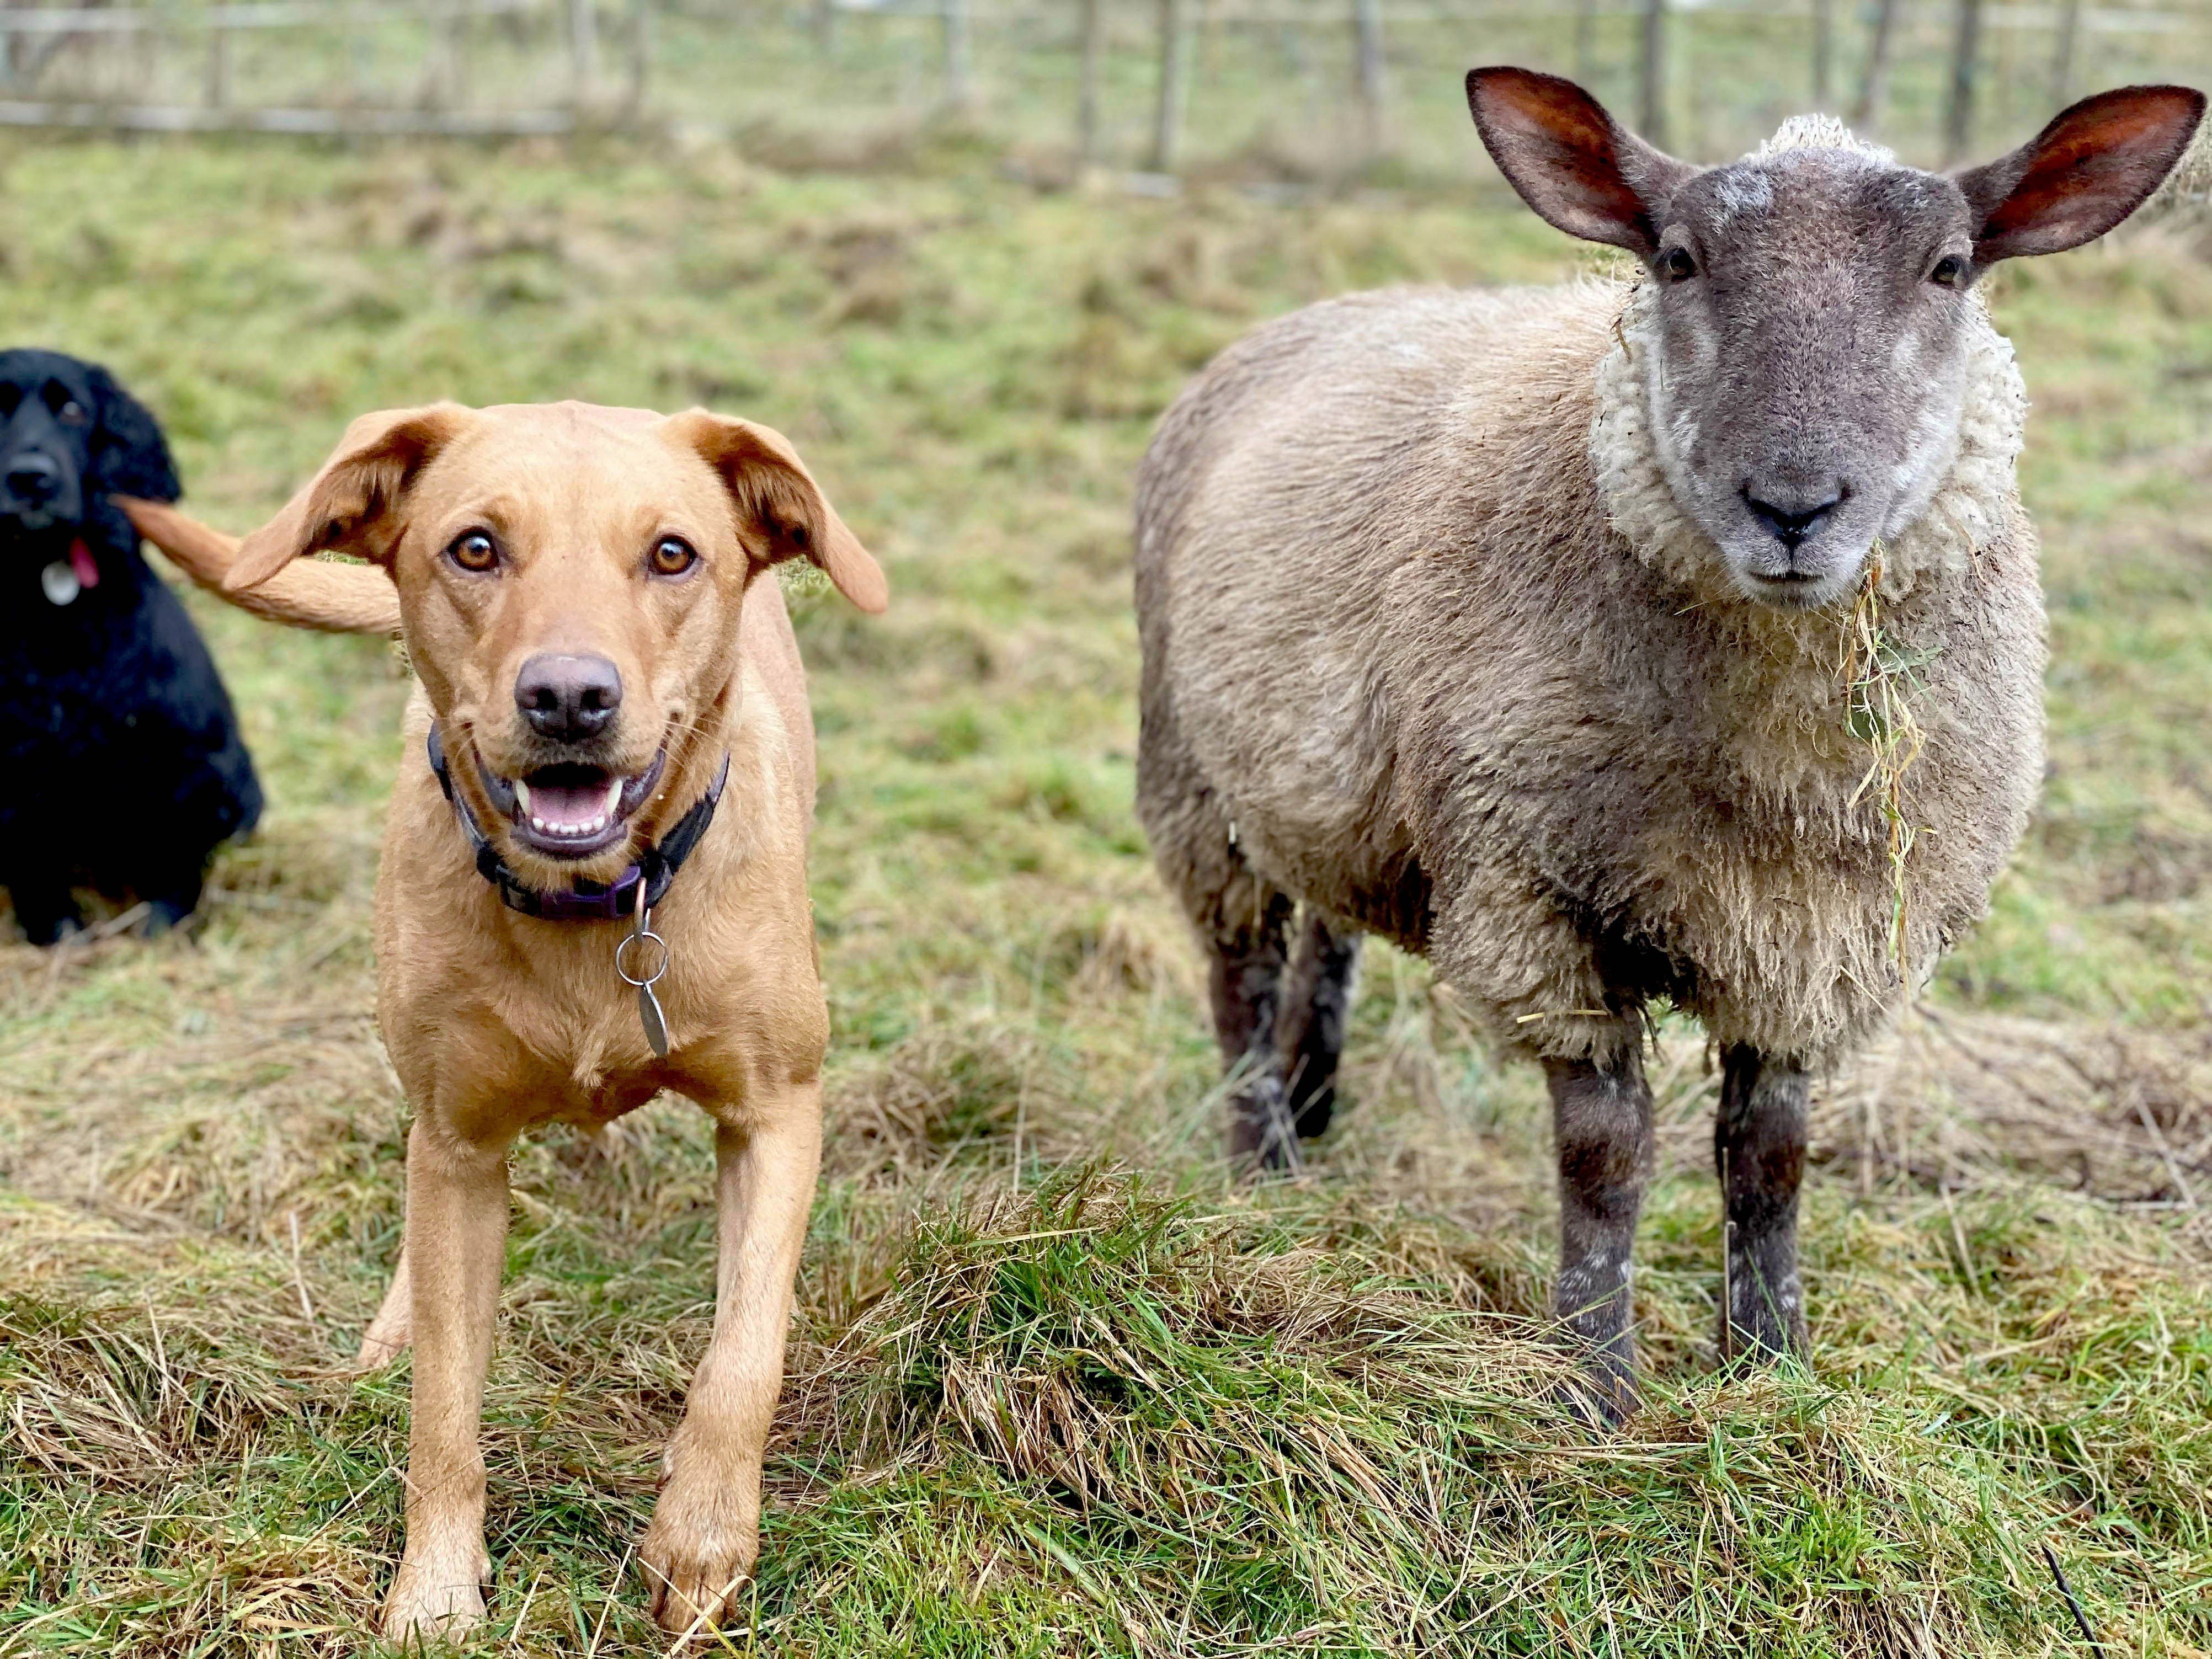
[647,536,699,577]
[57,399,87,425]
[1660,247,1698,282]
[1928,254,1968,289]
[446,530,500,573]
[0,385,19,418]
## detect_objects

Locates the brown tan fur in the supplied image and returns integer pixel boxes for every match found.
[120,399,885,1640]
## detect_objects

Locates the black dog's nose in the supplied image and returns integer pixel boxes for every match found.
[515,653,623,742]
[1744,486,1844,552]
[3,453,59,503]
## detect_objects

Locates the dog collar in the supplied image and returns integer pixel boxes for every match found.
[427,722,730,922]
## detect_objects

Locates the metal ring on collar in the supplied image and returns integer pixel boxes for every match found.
[615,930,670,988]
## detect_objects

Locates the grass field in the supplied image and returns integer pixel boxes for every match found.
[3,124,2212,1656]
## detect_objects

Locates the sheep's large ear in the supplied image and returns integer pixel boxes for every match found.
[1955,86,2206,263]
[1465,66,1699,259]
[86,367,179,503]
[665,410,888,614]
[226,404,471,593]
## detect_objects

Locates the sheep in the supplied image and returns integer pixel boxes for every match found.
[1133,68,2205,1411]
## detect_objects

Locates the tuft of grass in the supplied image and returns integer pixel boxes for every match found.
[2,134,2211,1656]
[1838,546,1937,977]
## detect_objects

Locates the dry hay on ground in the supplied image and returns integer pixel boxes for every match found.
[1820,1008,2212,1223]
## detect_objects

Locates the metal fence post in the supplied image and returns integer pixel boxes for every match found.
[1811,0,1832,106]
[1351,0,1386,157]
[1852,0,1897,131]
[1638,0,1666,145]
[206,23,232,108]
[569,0,599,110]
[1943,0,1981,163]
[942,0,971,106]
[1150,0,1187,172]
[2050,0,2082,103]
[1077,0,1104,165]
[626,0,651,119]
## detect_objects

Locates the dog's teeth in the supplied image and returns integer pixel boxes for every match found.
[515,780,533,813]
[531,816,548,832]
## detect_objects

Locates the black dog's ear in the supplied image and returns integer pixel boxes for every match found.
[87,366,180,503]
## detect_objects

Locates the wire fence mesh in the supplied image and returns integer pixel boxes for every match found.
[0,0,2205,169]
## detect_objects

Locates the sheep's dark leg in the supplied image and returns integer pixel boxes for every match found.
[1277,910,1361,1140]
[1544,1048,1654,1420]
[1715,1044,1810,1362]
[1135,694,1304,1175]
[1208,890,1299,1172]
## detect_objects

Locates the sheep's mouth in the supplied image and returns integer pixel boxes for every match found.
[475,750,666,860]
[1740,566,1853,610]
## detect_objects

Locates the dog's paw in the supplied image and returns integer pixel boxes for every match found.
[382,1550,490,1645]
[641,1495,759,1637]
[353,1314,412,1373]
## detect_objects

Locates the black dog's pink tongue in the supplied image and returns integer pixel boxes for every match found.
[68,540,99,589]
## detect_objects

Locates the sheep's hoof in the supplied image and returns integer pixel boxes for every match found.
[1227,1078,1302,1176]
[1284,1076,1337,1141]
[1553,1357,1638,1428]
[1717,1308,1810,1369]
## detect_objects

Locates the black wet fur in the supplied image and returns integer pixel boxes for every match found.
[1206,890,1302,1171]
[1278,910,1360,1139]
[0,350,260,943]
[1715,1043,1812,1361]
[1544,1046,1654,1422]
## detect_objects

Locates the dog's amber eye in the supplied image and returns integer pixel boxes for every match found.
[1928,254,1968,289]
[57,400,87,425]
[648,536,698,577]
[446,530,499,573]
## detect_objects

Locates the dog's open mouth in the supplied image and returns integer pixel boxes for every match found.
[476,751,666,860]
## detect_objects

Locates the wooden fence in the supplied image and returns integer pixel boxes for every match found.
[0,0,2203,165]
[0,0,646,132]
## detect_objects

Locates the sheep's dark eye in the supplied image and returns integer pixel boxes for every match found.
[1929,254,1968,289]
[648,536,699,577]
[446,529,499,573]
[1660,247,1698,282]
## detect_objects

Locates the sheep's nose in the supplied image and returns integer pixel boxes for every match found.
[515,653,622,742]
[1743,484,1845,552]
[3,453,59,504]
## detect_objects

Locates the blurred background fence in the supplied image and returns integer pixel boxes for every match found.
[0,0,2207,171]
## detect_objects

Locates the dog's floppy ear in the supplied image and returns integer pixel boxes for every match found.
[665,409,888,614]
[226,404,471,593]
[87,366,180,503]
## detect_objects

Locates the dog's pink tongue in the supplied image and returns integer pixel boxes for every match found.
[528,777,615,828]
[68,540,99,589]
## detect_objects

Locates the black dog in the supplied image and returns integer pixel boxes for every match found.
[0,350,261,942]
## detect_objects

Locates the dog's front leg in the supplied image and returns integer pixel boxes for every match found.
[383,1116,511,1641]
[642,1096,822,1636]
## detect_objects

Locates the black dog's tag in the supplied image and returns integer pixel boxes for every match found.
[40,561,79,606]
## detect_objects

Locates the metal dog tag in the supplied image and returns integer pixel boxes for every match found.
[616,892,672,1059]
[40,561,79,606]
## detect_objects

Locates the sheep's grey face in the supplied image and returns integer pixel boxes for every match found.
[1641,150,1981,610]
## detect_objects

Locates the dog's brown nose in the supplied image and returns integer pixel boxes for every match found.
[515,653,622,742]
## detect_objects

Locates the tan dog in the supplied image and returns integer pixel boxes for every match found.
[122,399,886,1640]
